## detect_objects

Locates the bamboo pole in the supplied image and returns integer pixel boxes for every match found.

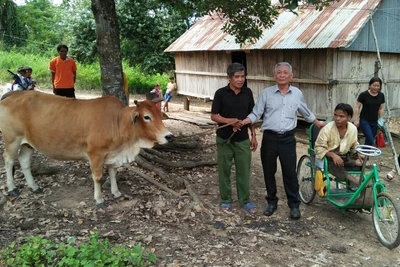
[369,10,400,175]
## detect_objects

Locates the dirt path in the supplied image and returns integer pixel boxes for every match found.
[0,89,400,266]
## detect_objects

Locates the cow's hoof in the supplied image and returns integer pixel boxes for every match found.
[8,189,20,197]
[96,202,108,209]
[32,187,43,194]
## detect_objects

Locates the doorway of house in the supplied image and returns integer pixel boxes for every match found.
[231,52,247,87]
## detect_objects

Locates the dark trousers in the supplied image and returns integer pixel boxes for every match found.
[54,88,76,98]
[360,119,377,146]
[260,131,300,208]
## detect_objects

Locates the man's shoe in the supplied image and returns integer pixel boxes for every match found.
[263,204,277,216]
[290,207,301,220]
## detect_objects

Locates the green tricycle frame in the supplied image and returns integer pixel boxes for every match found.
[297,124,400,249]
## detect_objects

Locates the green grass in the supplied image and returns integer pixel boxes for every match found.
[0,50,170,94]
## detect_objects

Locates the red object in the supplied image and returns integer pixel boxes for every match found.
[376,131,386,148]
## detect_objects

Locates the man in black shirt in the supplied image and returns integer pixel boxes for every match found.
[211,63,258,215]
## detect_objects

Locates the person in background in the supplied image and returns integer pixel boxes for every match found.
[353,77,385,146]
[12,67,29,91]
[49,44,77,98]
[151,83,163,110]
[211,62,258,216]
[24,66,36,90]
[238,62,325,220]
[163,76,177,112]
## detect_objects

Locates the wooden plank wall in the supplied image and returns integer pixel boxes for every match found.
[174,51,231,99]
[173,49,399,118]
[333,50,400,117]
[246,49,331,118]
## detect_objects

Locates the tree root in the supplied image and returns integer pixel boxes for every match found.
[134,155,185,188]
[183,179,215,221]
[123,164,182,198]
[139,149,217,168]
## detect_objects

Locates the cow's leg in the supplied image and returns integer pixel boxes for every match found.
[107,166,122,199]
[18,144,39,192]
[3,139,21,196]
[89,156,106,207]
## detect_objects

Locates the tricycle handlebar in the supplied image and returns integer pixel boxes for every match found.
[355,145,382,157]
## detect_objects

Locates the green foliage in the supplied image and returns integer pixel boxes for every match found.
[0,232,156,267]
[118,0,189,74]
[0,0,27,48]
[0,50,169,93]
[0,50,52,87]
[16,0,66,54]
[63,0,98,64]
[204,1,280,44]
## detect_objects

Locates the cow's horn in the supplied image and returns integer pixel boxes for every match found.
[152,97,164,103]
[134,100,140,106]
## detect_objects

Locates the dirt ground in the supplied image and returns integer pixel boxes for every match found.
[1,90,400,266]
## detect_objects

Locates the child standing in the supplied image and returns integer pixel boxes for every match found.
[163,76,177,112]
[150,83,163,110]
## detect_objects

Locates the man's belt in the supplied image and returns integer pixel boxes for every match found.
[264,129,295,137]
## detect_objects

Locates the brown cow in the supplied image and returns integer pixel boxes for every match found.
[0,91,173,207]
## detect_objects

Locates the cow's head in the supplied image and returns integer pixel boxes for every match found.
[130,100,173,147]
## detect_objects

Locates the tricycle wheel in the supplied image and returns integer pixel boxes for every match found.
[297,155,316,204]
[372,192,400,249]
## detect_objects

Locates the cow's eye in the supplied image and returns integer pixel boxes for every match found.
[144,115,152,122]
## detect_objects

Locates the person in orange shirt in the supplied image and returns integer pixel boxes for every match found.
[49,44,77,98]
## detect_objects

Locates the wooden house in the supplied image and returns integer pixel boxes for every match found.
[165,0,400,119]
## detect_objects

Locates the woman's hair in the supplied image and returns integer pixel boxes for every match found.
[369,77,382,88]
[334,103,353,118]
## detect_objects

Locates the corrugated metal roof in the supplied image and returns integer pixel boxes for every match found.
[165,0,382,52]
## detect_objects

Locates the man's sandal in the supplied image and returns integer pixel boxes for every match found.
[220,203,232,212]
[242,202,256,216]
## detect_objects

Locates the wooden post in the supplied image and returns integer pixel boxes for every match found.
[184,96,190,111]
[369,10,400,174]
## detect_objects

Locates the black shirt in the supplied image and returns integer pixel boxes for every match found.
[211,84,255,142]
[357,90,385,122]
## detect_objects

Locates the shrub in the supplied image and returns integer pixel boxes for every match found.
[0,232,156,267]
[0,50,170,94]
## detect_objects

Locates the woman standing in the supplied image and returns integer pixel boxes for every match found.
[354,77,385,146]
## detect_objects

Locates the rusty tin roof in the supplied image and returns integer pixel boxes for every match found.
[165,0,382,52]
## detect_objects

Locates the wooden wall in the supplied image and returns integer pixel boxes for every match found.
[333,50,400,118]
[173,49,400,119]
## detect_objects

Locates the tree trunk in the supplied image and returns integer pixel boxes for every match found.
[91,0,127,105]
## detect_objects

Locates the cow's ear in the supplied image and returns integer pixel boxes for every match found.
[132,112,139,125]
[134,100,140,106]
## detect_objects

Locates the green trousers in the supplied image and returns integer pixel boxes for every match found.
[216,136,251,206]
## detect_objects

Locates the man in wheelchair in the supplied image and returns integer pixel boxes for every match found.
[314,103,364,188]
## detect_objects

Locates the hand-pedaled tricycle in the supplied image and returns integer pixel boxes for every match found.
[297,124,400,249]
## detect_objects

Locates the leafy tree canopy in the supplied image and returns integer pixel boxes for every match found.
[1,0,339,77]
[0,0,26,48]
[17,0,65,53]
[118,0,189,74]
